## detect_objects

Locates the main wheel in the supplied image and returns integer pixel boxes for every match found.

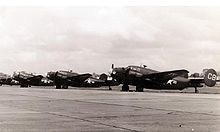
[56,84,61,89]
[195,87,199,93]
[20,84,28,88]
[122,84,129,91]
[62,85,68,89]
[136,85,144,92]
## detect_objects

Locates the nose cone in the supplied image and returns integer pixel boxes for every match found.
[110,67,128,84]
[111,68,119,76]
[111,68,116,76]
[47,72,56,80]
[111,67,127,77]
[12,72,19,79]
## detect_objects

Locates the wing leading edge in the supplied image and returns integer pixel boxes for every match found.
[143,70,189,81]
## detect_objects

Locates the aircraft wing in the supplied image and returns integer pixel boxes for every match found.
[27,75,43,81]
[67,73,92,82]
[85,77,105,83]
[142,70,189,81]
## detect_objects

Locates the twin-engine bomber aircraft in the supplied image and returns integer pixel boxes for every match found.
[110,65,217,93]
[13,71,53,87]
[47,70,118,89]
[47,71,92,89]
[0,73,12,86]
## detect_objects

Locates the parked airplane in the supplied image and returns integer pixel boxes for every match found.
[47,71,91,89]
[110,64,217,93]
[0,73,12,86]
[47,70,118,89]
[13,71,53,87]
[84,73,119,89]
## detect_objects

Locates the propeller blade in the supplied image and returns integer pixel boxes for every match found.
[108,64,114,75]
[111,64,114,69]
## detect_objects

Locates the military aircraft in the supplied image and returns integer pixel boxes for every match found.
[0,73,13,86]
[84,73,119,89]
[110,64,217,93]
[13,71,53,87]
[47,70,118,89]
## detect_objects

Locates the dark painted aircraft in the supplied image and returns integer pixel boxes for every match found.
[13,71,53,87]
[0,73,13,85]
[47,70,118,89]
[110,65,217,93]
[84,73,119,89]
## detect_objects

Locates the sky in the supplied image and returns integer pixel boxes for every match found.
[0,6,220,75]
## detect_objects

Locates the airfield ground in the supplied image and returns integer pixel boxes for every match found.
[0,85,220,132]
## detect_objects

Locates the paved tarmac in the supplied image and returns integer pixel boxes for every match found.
[0,86,220,132]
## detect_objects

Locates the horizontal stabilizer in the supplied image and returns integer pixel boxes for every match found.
[204,69,217,87]
[190,69,217,87]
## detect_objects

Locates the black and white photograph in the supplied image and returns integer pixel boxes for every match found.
[0,0,220,131]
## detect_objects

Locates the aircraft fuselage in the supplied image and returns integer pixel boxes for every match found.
[111,65,206,92]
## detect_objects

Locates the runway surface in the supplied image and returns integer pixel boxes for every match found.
[0,85,220,132]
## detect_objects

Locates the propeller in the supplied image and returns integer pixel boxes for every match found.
[108,64,115,76]
[111,64,114,69]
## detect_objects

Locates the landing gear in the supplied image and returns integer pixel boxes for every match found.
[55,84,61,89]
[136,85,144,92]
[108,86,112,90]
[122,84,129,91]
[62,85,68,89]
[20,84,29,87]
[56,84,68,89]
[194,87,199,93]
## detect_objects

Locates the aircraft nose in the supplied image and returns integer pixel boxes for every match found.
[12,72,19,78]
[111,68,126,76]
[110,69,116,77]
[47,72,56,79]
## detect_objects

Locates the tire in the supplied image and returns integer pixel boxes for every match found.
[122,85,129,91]
[20,84,28,88]
[56,84,61,89]
[136,85,144,92]
[62,85,68,89]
